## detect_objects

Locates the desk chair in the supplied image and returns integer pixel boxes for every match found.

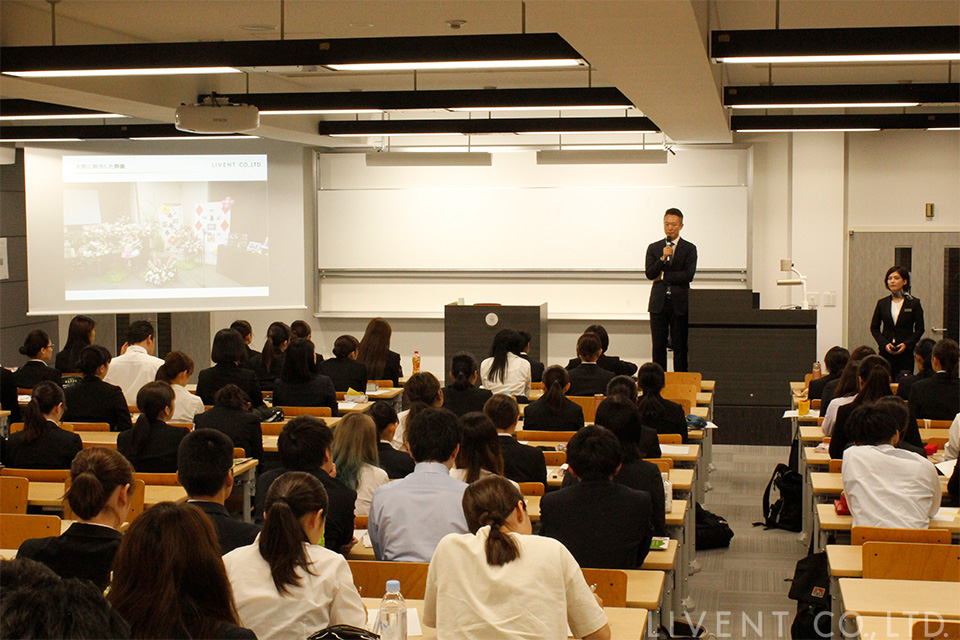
[0,513,61,549]
[664,372,702,389]
[8,422,78,433]
[912,619,960,640]
[134,472,179,486]
[543,451,566,466]
[336,392,346,401]
[828,460,843,473]
[62,478,146,523]
[657,434,682,445]
[918,419,953,430]
[277,406,332,418]
[261,422,285,435]
[517,430,577,443]
[928,436,948,451]
[371,380,394,389]
[127,405,138,414]
[852,526,951,546]
[661,395,693,415]
[82,440,117,450]
[580,568,628,607]
[812,399,821,411]
[17,387,32,397]
[347,560,428,599]
[0,476,29,513]
[646,458,674,474]
[567,395,603,423]
[518,482,545,496]
[69,422,109,432]
[862,542,960,582]
[354,515,369,530]
[532,382,545,391]
[1,468,70,483]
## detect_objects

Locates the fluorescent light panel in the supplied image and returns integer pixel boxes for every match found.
[6,67,240,78]
[731,112,960,131]
[729,102,919,110]
[318,116,658,137]
[0,113,129,121]
[724,83,959,109]
[326,59,584,71]
[0,99,129,121]
[0,123,259,141]
[718,53,960,64]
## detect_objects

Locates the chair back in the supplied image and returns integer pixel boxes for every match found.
[278,406,332,417]
[354,515,369,530]
[0,476,29,514]
[82,439,117,450]
[862,542,960,582]
[233,447,246,459]
[336,392,346,401]
[911,620,960,640]
[372,380,394,389]
[657,434,682,445]
[803,373,814,388]
[518,482,545,496]
[17,387,32,396]
[579,568,628,607]
[828,460,842,473]
[1,468,70,482]
[543,451,566,466]
[133,472,180,486]
[811,399,821,411]
[927,436,948,451]
[917,419,953,430]
[851,526,951,546]
[63,478,146,523]
[127,405,139,414]
[347,560,428,599]
[531,382,545,391]
[567,395,603,423]
[261,422,285,435]
[664,371,702,389]
[646,458,674,473]
[516,430,577,443]
[69,422,110,432]
[9,423,23,433]
[0,513,61,549]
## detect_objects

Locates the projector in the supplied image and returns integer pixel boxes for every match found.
[175,95,259,134]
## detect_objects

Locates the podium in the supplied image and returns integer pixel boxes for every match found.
[443,303,547,386]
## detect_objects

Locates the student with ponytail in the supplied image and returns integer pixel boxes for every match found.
[5,381,81,469]
[424,475,611,639]
[155,350,205,423]
[522,364,586,431]
[830,355,895,459]
[636,362,688,443]
[442,353,492,417]
[117,381,186,472]
[224,471,366,640]
[479,329,532,399]
[63,345,132,432]
[18,447,133,589]
[12,329,60,389]
[249,321,291,392]
[390,371,443,450]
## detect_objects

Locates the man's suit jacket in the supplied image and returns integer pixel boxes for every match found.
[522,397,585,432]
[540,479,654,569]
[644,237,698,315]
[12,361,61,390]
[442,384,493,418]
[63,376,132,432]
[909,372,960,422]
[196,363,264,408]
[194,406,264,463]
[377,441,416,479]
[808,372,840,402]
[5,424,82,469]
[17,522,122,590]
[896,368,933,401]
[870,295,925,353]
[117,419,188,473]
[566,354,638,377]
[566,363,615,397]
[317,357,368,393]
[520,353,545,383]
[190,501,260,555]
[498,434,547,485]
[562,459,666,536]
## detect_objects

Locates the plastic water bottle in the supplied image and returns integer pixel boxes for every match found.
[412,351,421,374]
[812,361,822,380]
[662,472,673,513]
[375,580,406,640]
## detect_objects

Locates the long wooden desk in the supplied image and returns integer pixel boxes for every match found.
[855,615,957,640]
[546,466,694,494]
[815,503,960,550]
[839,578,960,620]
[800,426,945,445]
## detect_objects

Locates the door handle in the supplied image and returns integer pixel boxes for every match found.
[932,327,946,333]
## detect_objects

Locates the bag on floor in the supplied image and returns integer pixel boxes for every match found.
[787,551,831,640]
[756,463,803,532]
[695,503,734,550]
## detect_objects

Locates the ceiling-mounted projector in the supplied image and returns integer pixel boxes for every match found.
[175,94,259,134]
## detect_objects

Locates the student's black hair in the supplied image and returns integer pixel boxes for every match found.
[847,403,899,446]
[155,351,194,384]
[281,338,317,384]
[851,355,892,408]
[914,338,937,371]
[19,329,50,359]
[210,328,248,365]
[541,365,569,414]
[576,333,602,361]
[566,425,622,481]
[229,319,252,340]
[872,396,911,436]
[126,320,154,346]
[332,335,360,359]
[455,412,504,483]
[260,472,327,595]
[403,372,442,424]
[177,429,234,498]
[483,393,520,431]
[518,331,532,350]
[606,375,639,403]
[584,324,610,352]
[369,400,399,438]
[637,362,668,420]
[22,381,64,444]
[406,407,461,464]
[79,344,112,378]
[462,476,523,566]
[213,383,250,410]
[933,339,960,376]
[261,322,291,373]
[278,416,331,471]
[823,346,850,375]
[487,329,522,384]
[664,207,684,221]
[60,315,96,371]
[834,359,864,398]
[884,265,910,292]
[594,395,644,462]
[449,353,479,391]
[290,320,312,340]
[67,447,134,521]
[127,381,175,457]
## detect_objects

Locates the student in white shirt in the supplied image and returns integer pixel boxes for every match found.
[392,372,444,451]
[104,320,164,405]
[155,351,205,424]
[480,329,532,399]
[224,471,366,640]
[841,403,941,529]
[820,357,864,436]
[424,475,611,640]
[332,413,389,516]
[946,413,960,461]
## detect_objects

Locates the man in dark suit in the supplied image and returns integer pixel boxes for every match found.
[567,333,615,397]
[370,401,415,479]
[518,331,545,383]
[318,334,368,393]
[485,393,547,485]
[540,425,654,569]
[896,338,936,400]
[908,339,960,422]
[645,208,698,372]
[808,346,849,401]
[178,428,260,555]
[565,325,638,376]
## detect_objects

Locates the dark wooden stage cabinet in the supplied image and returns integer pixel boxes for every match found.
[443,304,548,387]
[688,290,817,445]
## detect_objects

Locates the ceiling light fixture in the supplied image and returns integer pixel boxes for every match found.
[317,116,658,137]
[731,113,960,132]
[0,124,257,141]
[724,83,958,109]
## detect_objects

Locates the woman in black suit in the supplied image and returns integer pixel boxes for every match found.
[193,384,264,464]
[870,266,925,378]
[5,381,82,469]
[117,381,187,473]
[63,345,132,432]
[12,329,60,390]
[54,315,96,374]
[272,338,338,416]
[248,321,290,392]
[318,335,368,393]
[637,362,688,443]
[522,366,585,431]
[196,328,264,408]
[357,317,402,386]
[442,353,493,417]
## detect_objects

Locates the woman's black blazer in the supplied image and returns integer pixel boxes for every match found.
[522,397,585,431]
[870,295,924,353]
[63,376,132,432]
[196,363,264,408]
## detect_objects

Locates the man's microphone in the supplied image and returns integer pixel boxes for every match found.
[664,237,674,264]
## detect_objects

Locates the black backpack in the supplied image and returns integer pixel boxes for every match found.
[757,463,803,532]
[787,551,831,639]
[695,503,734,550]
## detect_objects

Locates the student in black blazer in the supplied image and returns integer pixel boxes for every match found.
[808,346,850,401]
[566,333,616,397]
[485,393,548,485]
[604,375,662,459]
[196,328,265,408]
[565,325,638,377]
[908,339,960,422]
[249,321,290,392]
[193,385,264,464]
[318,335,368,393]
[0,367,21,423]
[117,382,187,473]
[13,329,61,390]
[272,339,338,416]
[63,345,132,432]
[17,447,133,590]
[229,319,259,369]
[442,353,493,418]
[518,331,545,383]
[896,338,936,400]
[870,266,925,377]
[523,365,585,432]
[6,382,82,470]
[829,356,896,460]
[357,317,402,386]
[541,426,654,569]
[370,401,416,479]
[637,363,689,444]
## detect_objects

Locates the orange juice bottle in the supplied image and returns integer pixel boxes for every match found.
[412,351,421,374]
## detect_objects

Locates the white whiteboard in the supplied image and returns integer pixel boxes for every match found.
[317,185,747,271]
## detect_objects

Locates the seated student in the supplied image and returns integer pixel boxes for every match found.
[155,350,205,424]
[567,333,616,397]
[442,353,494,417]
[117,381,187,473]
[225,472,366,640]
[332,413,389,516]
[485,393,548,485]
[452,412,518,488]
[230,319,259,366]
[317,334,367,393]
[197,328,264,408]
[62,345,132,432]
[829,356,894,460]
[522,365,586,431]
[896,338,936,400]
[821,357,865,436]
[518,330,545,383]
[272,338,338,416]
[908,338,960,422]
[0,367,21,423]
[5,381,81,469]
[290,319,324,367]
[605,375,661,459]
[948,451,960,508]
[17,447,132,590]
[357,317,403,387]
[393,371,444,450]
[946,412,959,461]
[194,384,264,465]
[841,403,941,529]
[55,315,96,374]
[255,416,356,554]
[566,324,637,376]
[636,362,688,444]
[368,407,470,562]
[12,329,60,389]
[808,346,849,401]
[249,321,290,392]
[874,395,927,457]
[540,425,654,569]
[370,401,415,479]
[480,329,532,399]
[0,558,131,639]
[178,429,260,555]
[108,502,256,639]
[820,345,876,417]
[424,476,611,640]
[103,320,165,405]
